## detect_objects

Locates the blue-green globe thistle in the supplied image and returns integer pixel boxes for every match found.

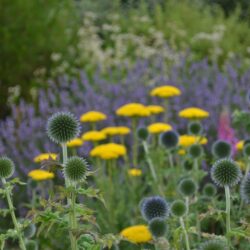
[170,200,187,217]
[64,156,88,182]
[240,173,250,204]
[211,158,242,187]
[24,223,36,239]
[212,140,232,159]
[182,159,193,171]
[188,121,203,135]
[243,143,250,157]
[148,217,167,238]
[178,178,197,197]
[140,196,169,221]
[25,240,38,250]
[199,240,228,250]
[188,144,203,158]
[160,131,179,149]
[47,112,80,144]
[203,183,217,198]
[137,127,149,140]
[0,156,15,179]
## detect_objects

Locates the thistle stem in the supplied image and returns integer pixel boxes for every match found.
[62,143,78,250]
[225,185,231,235]
[1,178,26,250]
[180,217,190,250]
[131,118,138,167]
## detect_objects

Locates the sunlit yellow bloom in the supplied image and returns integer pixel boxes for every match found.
[66,138,84,147]
[178,149,186,155]
[28,169,54,181]
[33,153,57,163]
[116,103,150,117]
[147,123,172,134]
[101,126,131,136]
[80,111,107,122]
[116,126,131,135]
[236,140,244,151]
[236,161,247,171]
[150,85,181,98]
[90,143,126,160]
[178,107,209,120]
[128,168,142,177]
[179,135,208,147]
[147,105,165,114]
[120,225,152,243]
[82,131,106,141]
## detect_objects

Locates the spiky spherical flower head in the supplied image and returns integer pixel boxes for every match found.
[199,240,228,250]
[188,121,203,135]
[182,159,193,171]
[148,217,167,238]
[211,158,242,187]
[171,200,187,217]
[140,196,169,221]
[137,127,149,141]
[25,240,38,250]
[243,143,250,157]
[203,183,217,197]
[0,157,15,179]
[240,173,250,204]
[212,140,232,159]
[24,223,36,238]
[160,131,179,149]
[46,112,80,144]
[178,178,197,197]
[64,156,88,182]
[188,144,203,158]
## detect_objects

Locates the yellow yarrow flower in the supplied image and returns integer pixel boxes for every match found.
[178,107,209,120]
[236,140,244,151]
[116,126,131,135]
[147,123,172,134]
[82,131,106,141]
[128,168,142,177]
[116,103,150,117]
[178,149,186,155]
[80,111,107,122]
[101,126,131,136]
[150,85,181,98]
[179,135,208,147]
[236,161,247,171]
[28,169,55,181]
[147,105,165,114]
[66,138,84,147]
[120,225,152,243]
[33,153,57,163]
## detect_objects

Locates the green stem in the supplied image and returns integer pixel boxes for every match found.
[62,143,78,250]
[225,185,231,235]
[131,118,138,167]
[168,151,174,168]
[164,99,168,122]
[180,217,190,250]
[1,178,26,250]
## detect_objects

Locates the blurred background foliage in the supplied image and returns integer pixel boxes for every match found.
[1,0,250,118]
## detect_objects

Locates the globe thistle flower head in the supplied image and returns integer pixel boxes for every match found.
[137,127,149,140]
[243,143,250,157]
[0,156,15,179]
[25,240,38,250]
[240,173,250,204]
[188,121,203,135]
[212,140,232,159]
[46,112,80,144]
[24,223,36,239]
[64,156,88,183]
[188,144,203,158]
[182,159,193,171]
[140,196,169,221]
[211,158,242,187]
[178,178,197,197]
[171,200,187,217]
[199,239,228,250]
[160,130,179,149]
[148,217,167,238]
[203,183,217,197]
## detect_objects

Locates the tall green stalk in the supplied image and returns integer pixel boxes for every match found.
[1,178,26,250]
[131,118,138,167]
[225,185,231,234]
[180,217,190,250]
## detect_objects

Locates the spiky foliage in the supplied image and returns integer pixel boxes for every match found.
[240,173,250,204]
[199,239,228,250]
[211,158,242,187]
[140,196,169,221]
[47,112,80,144]
[64,156,88,182]
[137,127,149,140]
[178,178,197,197]
[160,131,179,149]
[148,217,167,238]
[203,183,217,197]
[188,144,203,158]
[171,200,187,217]
[188,121,203,135]
[212,140,232,159]
[0,156,15,179]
